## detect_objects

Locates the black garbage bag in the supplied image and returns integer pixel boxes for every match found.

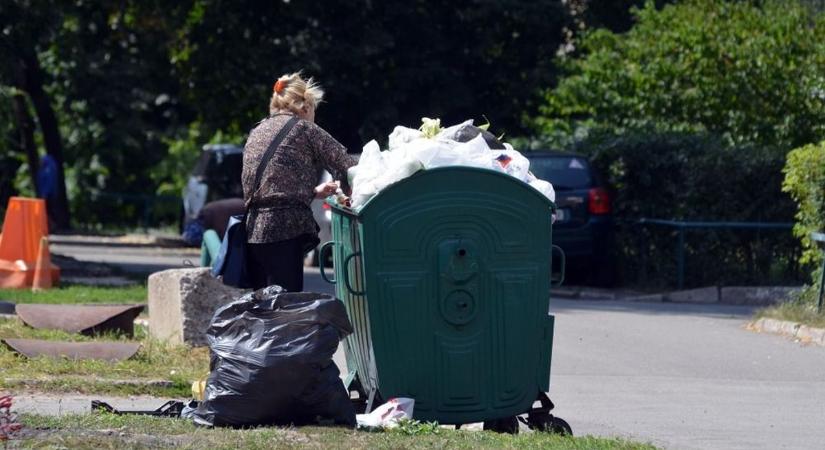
[193,286,356,428]
[451,123,506,149]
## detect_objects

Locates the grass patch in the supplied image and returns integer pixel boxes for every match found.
[16,413,659,449]
[0,318,207,397]
[0,283,147,305]
[755,284,825,329]
[756,302,825,328]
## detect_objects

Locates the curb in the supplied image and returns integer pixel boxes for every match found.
[748,318,825,346]
[615,286,801,306]
[2,377,174,389]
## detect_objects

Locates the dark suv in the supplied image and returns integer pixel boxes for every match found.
[526,151,614,286]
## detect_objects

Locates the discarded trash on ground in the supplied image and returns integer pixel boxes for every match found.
[191,376,207,402]
[0,301,15,315]
[193,286,356,428]
[91,400,187,417]
[356,397,415,429]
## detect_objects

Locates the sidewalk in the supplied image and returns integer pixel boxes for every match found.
[11,393,176,416]
[551,285,801,306]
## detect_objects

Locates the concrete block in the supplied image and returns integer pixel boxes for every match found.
[796,325,825,344]
[665,286,719,303]
[148,268,246,346]
[550,288,579,299]
[720,286,801,305]
[778,321,801,336]
[624,293,664,303]
[577,289,617,300]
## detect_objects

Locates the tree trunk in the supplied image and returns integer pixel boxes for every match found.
[10,90,39,194]
[15,50,71,230]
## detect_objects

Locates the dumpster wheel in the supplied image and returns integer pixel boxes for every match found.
[518,392,573,436]
[523,413,572,436]
[482,416,519,434]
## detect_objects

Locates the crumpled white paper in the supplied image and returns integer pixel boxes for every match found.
[356,397,415,429]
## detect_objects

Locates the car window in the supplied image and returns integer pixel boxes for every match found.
[192,152,211,178]
[205,153,244,199]
[528,156,593,189]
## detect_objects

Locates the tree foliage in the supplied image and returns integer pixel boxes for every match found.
[1,0,575,227]
[536,0,825,150]
[171,0,571,152]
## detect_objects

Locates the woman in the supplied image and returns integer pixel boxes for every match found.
[242,72,355,291]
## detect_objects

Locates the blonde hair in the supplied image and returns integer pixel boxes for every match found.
[269,72,324,115]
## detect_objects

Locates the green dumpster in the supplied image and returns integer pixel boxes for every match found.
[320,166,566,430]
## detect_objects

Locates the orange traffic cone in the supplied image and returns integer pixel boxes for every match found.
[31,236,53,291]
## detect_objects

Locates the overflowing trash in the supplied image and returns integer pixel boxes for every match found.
[347,118,556,210]
[192,286,356,428]
[356,397,415,429]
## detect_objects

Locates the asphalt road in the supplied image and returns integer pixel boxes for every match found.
[36,243,825,449]
[314,268,824,450]
[51,238,200,275]
[546,300,824,450]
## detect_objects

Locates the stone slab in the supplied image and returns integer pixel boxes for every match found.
[148,268,246,346]
[665,286,719,303]
[720,286,801,305]
[624,293,665,303]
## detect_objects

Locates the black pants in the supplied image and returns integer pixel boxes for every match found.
[247,236,308,292]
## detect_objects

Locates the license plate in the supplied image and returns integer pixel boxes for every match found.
[555,208,569,222]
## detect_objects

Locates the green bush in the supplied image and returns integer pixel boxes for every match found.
[782,141,825,267]
[535,0,825,151]
[782,141,825,311]
[578,131,803,287]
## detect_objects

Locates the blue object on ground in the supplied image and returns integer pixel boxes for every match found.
[201,229,221,267]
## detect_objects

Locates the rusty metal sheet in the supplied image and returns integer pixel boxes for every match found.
[16,304,144,336]
[2,338,141,361]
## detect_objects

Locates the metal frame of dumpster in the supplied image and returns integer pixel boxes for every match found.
[321,167,566,429]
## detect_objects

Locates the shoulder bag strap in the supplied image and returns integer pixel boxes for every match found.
[247,116,300,213]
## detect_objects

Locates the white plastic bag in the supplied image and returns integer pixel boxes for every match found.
[350,140,424,209]
[422,134,491,169]
[491,149,531,182]
[349,140,386,209]
[388,126,423,151]
[435,119,475,141]
[356,397,415,429]
[529,178,556,203]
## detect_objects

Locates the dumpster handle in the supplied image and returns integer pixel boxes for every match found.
[343,252,366,296]
[319,241,336,284]
[551,245,565,288]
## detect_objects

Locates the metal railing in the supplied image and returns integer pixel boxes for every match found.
[637,218,795,289]
[83,192,180,230]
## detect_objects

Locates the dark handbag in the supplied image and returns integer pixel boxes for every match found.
[211,116,299,288]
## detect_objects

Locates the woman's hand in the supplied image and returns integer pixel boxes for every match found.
[314,180,340,199]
